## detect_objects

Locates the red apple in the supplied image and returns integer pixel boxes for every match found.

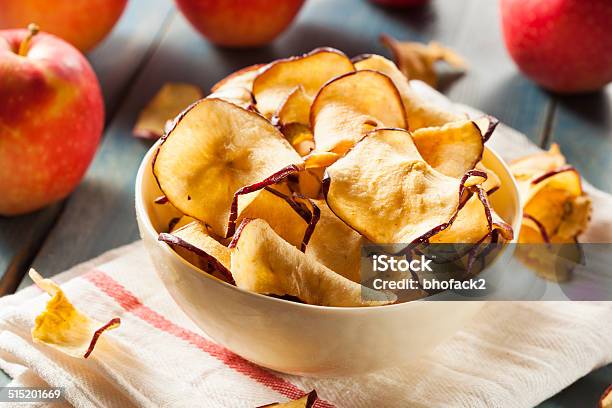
[0,25,104,215]
[175,0,305,47]
[0,0,127,52]
[501,0,612,93]
[369,0,429,7]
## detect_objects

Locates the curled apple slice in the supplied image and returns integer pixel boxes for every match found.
[281,123,315,156]
[159,221,234,284]
[324,128,480,244]
[305,200,363,283]
[211,63,266,93]
[521,167,591,243]
[412,118,495,177]
[133,82,203,139]
[311,70,407,154]
[207,86,255,111]
[29,269,120,358]
[252,48,355,119]
[380,34,467,88]
[510,143,566,181]
[272,85,311,127]
[353,54,463,130]
[229,219,395,307]
[153,98,303,237]
[237,186,309,249]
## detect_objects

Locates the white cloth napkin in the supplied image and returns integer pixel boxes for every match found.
[1,84,611,408]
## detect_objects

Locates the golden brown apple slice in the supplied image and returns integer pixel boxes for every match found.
[272,85,311,126]
[133,82,203,139]
[229,219,395,307]
[510,143,566,181]
[430,186,513,244]
[211,63,266,93]
[258,390,318,408]
[236,187,309,249]
[323,128,481,244]
[252,48,355,119]
[305,200,363,283]
[521,167,591,243]
[380,34,467,88]
[353,54,463,130]
[29,269,121,359]
[207,86,255,111]
[158,221,233,283]
[311,70,407,154]
[411,117,495,178]
[280,123,315,156]
[153,98,303,237]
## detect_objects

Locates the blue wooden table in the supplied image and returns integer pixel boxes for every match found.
[1,0,610,405]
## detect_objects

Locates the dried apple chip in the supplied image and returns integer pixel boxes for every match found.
[324,128,477,244]
[229,219,395,307]
[159,221,234,284]
[281,123,315,156]
[236,187,309,249]
[211,63,266,92]
[306,200,363,283]
[153,98,303,237]
[510,143,566,181]
[252,48,355,119]
[207,86,255,111]
[521,167,591,243]
[380,34,467,88]
[133,82,203,139]
[272,85,311,127]
[29,269,120,359]
[311,70,407,154]
[259,390,318,408]
[411,118,495,178]
[353,54,462,130]
[475,162,501,195]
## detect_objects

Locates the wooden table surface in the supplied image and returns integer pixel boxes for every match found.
[1,0,610,404]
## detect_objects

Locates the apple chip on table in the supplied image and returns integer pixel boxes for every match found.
[29,269,120,358]
[510,145,592,281]
[152,47,516,307]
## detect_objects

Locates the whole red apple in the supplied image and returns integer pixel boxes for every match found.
[501,0,612,93]
[175,0,305,47]
[369,0,429,7]
[0,26,104,216]
[0,0,127,52]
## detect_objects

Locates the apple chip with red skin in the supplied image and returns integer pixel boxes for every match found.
[29,269,120,359]
[153,98,303,238]
[600,385,612,408]
[380,34,467,89]
[353,53,463,130]
[272,85,311,127]
[411,117,495,178]
[211,63,266,93]
[258,390,318,408]
[324,128,478,244]
[252,48,355,119]
[311,70,407,154]
[236,186,310,249]
[159,221,234,284]
[133,83,203,139]
[229,219,395,307]
[510,143,566,181]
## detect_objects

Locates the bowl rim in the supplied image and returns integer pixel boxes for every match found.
[136,139,522,312]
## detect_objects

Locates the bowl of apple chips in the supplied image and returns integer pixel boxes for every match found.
[135,48,521,376]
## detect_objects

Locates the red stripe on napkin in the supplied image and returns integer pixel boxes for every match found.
[84,270,334,408]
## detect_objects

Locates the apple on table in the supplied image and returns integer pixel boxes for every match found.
[0,0,127,52]
[175,0,306,47]
[0,25,104,216]
[501,0,612,93]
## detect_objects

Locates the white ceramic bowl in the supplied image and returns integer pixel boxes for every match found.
[135,143,521,377]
